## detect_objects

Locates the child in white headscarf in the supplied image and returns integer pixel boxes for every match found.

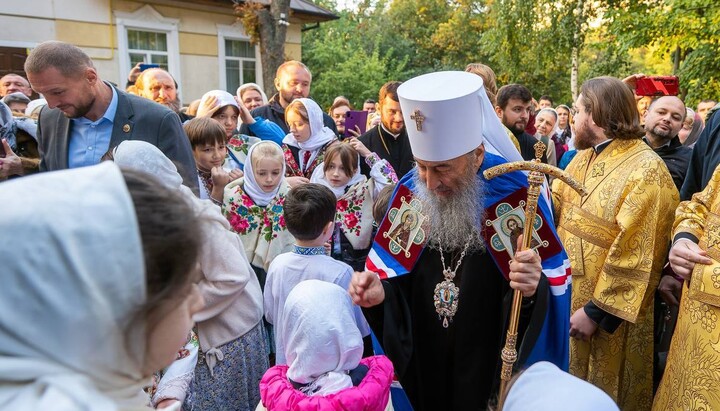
[0,162,204,410]
[282,98,338,185]
[112,140,268,411]
[223,140,295,283]
[259,280,394,411]
[310,141,397,270]
[197,89,261,171]
[501,361,619,411]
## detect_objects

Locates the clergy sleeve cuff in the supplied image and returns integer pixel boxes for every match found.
[583,301,623,333]
[674,233,699,244]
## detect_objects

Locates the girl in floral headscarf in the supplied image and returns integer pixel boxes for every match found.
[282,98,338,186]
[223,141,295,288]
[310,140,397,271]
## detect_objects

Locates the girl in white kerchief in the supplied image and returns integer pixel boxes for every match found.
[0,162,204,410]
[282,98,338,186]
[259,280,394,411]
[223,141,294,281]
[197,89,261,171]
[112,140,268,411]
[310,141,397,271]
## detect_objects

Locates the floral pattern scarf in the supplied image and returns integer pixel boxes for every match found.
[226,134,260,169]
[223,178,294,270]
[335,180,376,251]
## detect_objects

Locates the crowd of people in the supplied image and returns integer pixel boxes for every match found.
[2,39,720,411]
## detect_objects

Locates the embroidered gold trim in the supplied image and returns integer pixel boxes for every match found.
[700,211,720,263]
[560,204,620,249]
[602,263,652,282]
[689,263,720,308]
[591,297,638,323]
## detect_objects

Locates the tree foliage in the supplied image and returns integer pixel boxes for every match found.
[234,0,292,98]
[605,0,720,106]
[302,0,410,109]
[298,0,720,109]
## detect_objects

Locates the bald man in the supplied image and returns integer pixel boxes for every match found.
[0,73,32,98]
[134,68,192,122]
[643,96,691,190]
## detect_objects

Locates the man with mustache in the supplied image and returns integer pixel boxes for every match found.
[350,71,570,410]
[642,96,691,191]
[495,84,548,164]
[553,76,678,409]
[357,81,414,179]
[134,67,193,123]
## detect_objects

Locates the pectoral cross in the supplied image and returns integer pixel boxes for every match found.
[411,109,425,131]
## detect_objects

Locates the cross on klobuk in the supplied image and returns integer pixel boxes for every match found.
[411,109,425,131]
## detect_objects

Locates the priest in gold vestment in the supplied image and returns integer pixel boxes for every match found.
[654,164,720,410]
[552,77,679,410]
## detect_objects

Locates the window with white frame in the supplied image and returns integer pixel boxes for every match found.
[127,29,169,71]
[224,38,257,93]
[115,5,180,92]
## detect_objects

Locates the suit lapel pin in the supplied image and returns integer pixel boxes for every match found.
[123,124,131,133]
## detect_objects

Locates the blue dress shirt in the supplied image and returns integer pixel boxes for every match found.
[67,86,118,168]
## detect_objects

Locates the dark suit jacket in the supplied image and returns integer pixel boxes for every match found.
[37,83,198,192]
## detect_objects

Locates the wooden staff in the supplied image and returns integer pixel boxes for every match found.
[483,141,587,406]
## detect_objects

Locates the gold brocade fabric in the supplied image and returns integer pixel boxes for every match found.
[553,139,678,410]
[654,165,720,411]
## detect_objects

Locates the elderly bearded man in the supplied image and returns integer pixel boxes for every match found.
[350,71,571,410]
[553,77,678,410]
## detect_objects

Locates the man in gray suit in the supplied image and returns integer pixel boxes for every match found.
[23,41,198,191]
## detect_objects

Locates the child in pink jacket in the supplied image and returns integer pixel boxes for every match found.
[258,280,394,411]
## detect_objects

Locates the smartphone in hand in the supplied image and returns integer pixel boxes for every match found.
[139,63,160,72]
[344,110,369,138]
[635,76,679,96]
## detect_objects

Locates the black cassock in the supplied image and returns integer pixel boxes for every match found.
[358,125,414,179]
[363,247,548,410]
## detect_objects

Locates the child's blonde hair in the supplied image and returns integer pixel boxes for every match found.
[250,141,284,169]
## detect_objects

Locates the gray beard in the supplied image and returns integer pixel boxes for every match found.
[412,167,486,253]
[166,97,182,113]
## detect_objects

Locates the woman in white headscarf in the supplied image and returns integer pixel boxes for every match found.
[282,98,338,186]
[237,83,268,111]
[259,280,394,411]
[112,140,268,411]
[0,162,204,410]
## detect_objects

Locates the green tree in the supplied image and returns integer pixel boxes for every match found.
[302,2,409,108]
[233,0,293,98]
[605,0,720,106]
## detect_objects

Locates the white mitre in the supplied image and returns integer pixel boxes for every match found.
[397,71,522,163]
